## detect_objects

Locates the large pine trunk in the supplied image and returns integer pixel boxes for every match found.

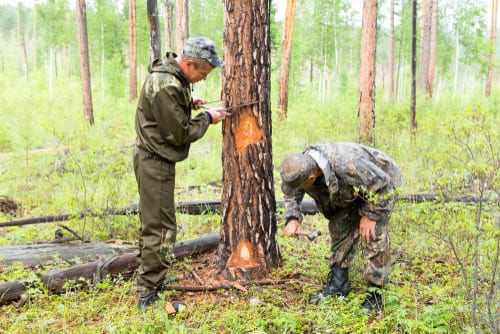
[218,0,280,280]
[419,0,432,94]
[76,0,94,125]
[358,0,378,146]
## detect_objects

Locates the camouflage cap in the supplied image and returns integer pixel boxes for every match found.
[280,153,317,193]
[182,36,224,68]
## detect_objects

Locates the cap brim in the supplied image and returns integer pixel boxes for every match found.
[208,58,224,67]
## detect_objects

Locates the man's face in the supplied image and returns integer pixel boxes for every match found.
[184,61,214,83]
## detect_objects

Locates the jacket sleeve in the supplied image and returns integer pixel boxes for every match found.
[282,184,306,224]
[152,85,211,146]
[340,157,400,221]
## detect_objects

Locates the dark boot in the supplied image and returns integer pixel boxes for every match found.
[310,266,351,303]
[361,283,384,313]
[137,287,159,311]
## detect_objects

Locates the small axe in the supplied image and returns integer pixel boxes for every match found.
[295,229,321,241]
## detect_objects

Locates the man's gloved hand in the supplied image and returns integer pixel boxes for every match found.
[192,97,208,110]
[285,219,302,237]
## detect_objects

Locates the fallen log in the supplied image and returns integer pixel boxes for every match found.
[2,193,497,229]
[0,233,220,305]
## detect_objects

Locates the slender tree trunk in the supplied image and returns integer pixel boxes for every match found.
[410,0,417,136]
[358,0,378,146]
[33,6,37,71]
[76,0,94,126]
[101,23,105,99]
[147,0,162,62]
[419,0,432,94]
[277,0,297,121]
[176,0,189,54]
[486,0,498,97]
[164,0,174,51]
[428,0,438,98]
[17,3,28,81]
[388,0,395,100]
[129,0,137,101]
[219,0,280,280]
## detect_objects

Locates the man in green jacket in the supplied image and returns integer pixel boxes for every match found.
[133,36,228,311]
[280,142,401,313]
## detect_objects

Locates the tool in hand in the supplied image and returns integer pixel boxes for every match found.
[295,229,321,241]
[198,101,262,114]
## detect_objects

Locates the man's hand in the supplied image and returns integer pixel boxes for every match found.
[192,97,208,110]
[207,107,231,124]
[359,216,376,244]
[285,219,302,237]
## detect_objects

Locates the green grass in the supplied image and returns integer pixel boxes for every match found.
[0,68,498,332]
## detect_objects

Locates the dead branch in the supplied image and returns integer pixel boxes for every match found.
[160,279,298,292]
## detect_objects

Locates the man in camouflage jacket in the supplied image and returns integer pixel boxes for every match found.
[280,142,401,312]
[133,36,228,311]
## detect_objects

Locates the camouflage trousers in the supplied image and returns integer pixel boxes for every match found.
[328,208,391,287]
[133,147,177,291]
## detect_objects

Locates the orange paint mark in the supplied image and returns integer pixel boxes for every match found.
[234,113,263,153]
[227,239,260,268]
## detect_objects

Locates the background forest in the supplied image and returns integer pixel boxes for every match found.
[0,0,498,333]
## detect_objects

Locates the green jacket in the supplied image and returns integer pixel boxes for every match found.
[135,52,212,162]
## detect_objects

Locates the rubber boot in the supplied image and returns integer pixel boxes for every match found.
[310,266,351,303]
[361,283,384,313]
[137,286,159,311]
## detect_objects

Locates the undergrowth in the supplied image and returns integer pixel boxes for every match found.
[0,70,498,332]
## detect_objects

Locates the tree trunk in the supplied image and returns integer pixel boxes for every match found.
[33,6,37,71]
[419,0,432,94]
[486,0,498,97]
[17,3,29,81]
[428,0,438,98]
[219,0,280,280]
[388,0,395,100]
[129,0,137,101]
[175,0,189,55]
[277,0,297,121]
[164,0,174,51]
[76,0,94,126]
[147,0,162,62]
[358,0,378,146]
[410,0,417,135]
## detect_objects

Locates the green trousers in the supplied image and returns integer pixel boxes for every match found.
[133,147,177,290]
[328,208,391,287]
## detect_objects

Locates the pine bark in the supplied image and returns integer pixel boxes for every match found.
[277,0,297,121]
[358,0,378,146]
[164,0,174,51]
[147,0,162,62]
[219,0,280,280]
[175,0,189,54]
[76,0,94,125]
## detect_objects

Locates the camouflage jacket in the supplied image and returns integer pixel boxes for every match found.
[135,52,211,162]
[282,142,402,223]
